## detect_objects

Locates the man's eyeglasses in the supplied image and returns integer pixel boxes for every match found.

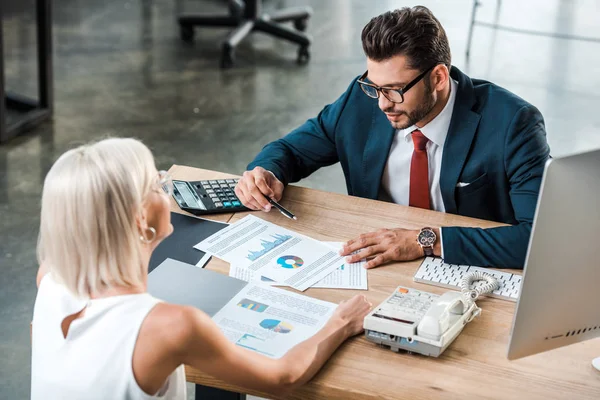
[157,170,173,196]
[357,63,440,104]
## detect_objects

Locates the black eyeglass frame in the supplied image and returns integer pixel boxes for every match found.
[357,63,442,104]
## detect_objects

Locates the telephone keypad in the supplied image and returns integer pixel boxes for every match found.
[380,287,437,321]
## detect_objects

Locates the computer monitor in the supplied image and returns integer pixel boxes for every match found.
[507,149,600,371]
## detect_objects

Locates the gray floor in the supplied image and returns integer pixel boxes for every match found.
[2,0,600,398]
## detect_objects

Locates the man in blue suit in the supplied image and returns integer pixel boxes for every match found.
[235,6,550,269]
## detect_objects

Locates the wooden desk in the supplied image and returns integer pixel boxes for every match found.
[168,165,600,400]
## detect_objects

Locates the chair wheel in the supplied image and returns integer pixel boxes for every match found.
[220,47,235,69]
[297,46,310,65]
[229,0,245,20]
[180,25,194,42]
[294,18,308,32]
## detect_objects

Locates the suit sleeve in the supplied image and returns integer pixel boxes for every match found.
[441,105,550,268]
[247,79,358,185]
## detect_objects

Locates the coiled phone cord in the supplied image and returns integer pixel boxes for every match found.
[460,271,500,322]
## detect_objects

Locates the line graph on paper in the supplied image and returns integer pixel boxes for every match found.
[246,234,293,261]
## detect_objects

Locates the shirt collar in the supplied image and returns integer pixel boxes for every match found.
[400,78,458,147]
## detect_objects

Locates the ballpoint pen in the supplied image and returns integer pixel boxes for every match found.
[267,197,297,220]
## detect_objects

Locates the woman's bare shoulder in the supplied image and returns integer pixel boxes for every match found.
[36,264,49,288]
[133,302,214,393]
[139,302,213,354]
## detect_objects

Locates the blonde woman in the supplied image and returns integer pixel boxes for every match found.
[31,138,371,400]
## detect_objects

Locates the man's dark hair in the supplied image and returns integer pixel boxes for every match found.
[361,6,451,72]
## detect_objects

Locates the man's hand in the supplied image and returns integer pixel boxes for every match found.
[340,228,441,269]
[235,167,285,211]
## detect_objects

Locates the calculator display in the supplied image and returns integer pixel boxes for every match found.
[171,179,248,215]
[174,181,205,209]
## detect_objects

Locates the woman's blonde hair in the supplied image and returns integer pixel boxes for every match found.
[37,138,157,298]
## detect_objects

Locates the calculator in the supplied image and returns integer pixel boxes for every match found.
[171,179,249,215]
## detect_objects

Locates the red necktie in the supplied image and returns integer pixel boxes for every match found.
[409,129,431,210]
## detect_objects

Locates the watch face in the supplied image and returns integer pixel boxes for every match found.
[418,229,436,246]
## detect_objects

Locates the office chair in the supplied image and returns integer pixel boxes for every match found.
[179,0,312,68]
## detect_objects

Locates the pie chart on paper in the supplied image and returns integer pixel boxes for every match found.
[277,255,304,269]
[260,319,294,333]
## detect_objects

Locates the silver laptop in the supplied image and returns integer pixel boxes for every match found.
[508,149,600,361]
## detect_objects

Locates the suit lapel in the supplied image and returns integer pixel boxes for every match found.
[440,67,481,214]
[362,104,395,199]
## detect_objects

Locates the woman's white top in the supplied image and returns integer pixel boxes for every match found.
[31,274,186,400]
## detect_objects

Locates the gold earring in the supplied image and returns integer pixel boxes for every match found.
[140,227,156,244]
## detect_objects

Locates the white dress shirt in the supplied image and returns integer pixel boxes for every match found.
[379,79,458,257]
[379,78,457,209]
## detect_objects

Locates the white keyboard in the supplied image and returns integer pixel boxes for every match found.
[413,257,522,302]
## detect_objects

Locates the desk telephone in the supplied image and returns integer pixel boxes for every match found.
[364,271,499,357]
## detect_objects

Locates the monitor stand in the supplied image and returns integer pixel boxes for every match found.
[593,357,600,372]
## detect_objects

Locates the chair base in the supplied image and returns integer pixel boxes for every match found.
[178,0,312,68]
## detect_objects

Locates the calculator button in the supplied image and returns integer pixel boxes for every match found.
[232,201,241,206]
[200,181,209,185]
[209,194,218,198]
[206,189,214,194]
[226,179,235,183]
[397,288,409,294]
[223,201,232,207]
[217,180,226,184]
[214,202,223,208]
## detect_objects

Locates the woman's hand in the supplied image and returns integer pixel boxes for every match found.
[331,295,372,337]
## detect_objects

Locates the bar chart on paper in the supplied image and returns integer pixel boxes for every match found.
[237,298,269,312]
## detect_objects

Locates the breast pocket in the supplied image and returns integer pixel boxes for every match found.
[455,172,496,220]
[456,172,490,195]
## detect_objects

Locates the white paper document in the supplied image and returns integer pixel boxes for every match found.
[314,242,367,289]
[212,283,336,358]
[194,215,345,291]
[229,242,368,290]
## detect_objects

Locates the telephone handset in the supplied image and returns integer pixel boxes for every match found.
[417,291,467,341]
[363,271,498,357]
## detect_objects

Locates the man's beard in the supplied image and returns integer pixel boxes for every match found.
[385,85,436,130]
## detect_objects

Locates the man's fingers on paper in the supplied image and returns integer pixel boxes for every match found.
[346,245,382,264]
[340,234,379,256]
[365,249,397,269]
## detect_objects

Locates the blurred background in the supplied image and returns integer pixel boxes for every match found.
[1,0,600,398]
